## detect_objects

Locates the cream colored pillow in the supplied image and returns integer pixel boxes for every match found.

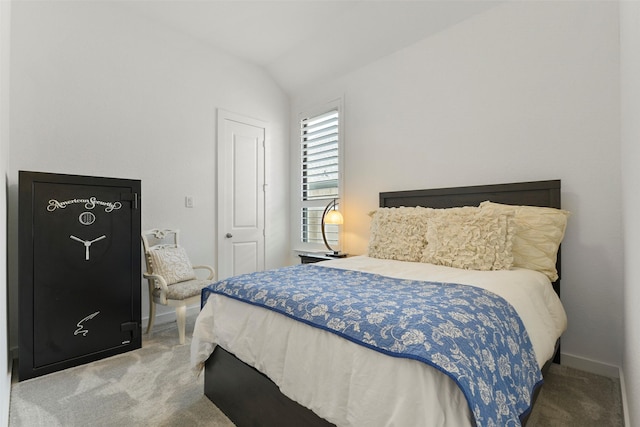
[368,207,433,262]
[149,246,196,285]
[480,201,570,281]
[421,209,514,271]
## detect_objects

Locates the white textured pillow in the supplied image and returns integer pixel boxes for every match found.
[480,201,570,281]
[368,207,433,262]
[149,246,196,285]
[421,209,514,271]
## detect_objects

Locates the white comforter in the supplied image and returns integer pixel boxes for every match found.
[191,256,567,427]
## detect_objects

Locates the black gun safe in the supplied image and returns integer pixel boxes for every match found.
[19,171,142,380]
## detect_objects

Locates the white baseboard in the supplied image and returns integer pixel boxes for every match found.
[2,358,12,427]
[561,352,621,378]
[619,368,631,427]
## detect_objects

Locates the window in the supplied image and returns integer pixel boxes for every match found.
[300,107,341,246]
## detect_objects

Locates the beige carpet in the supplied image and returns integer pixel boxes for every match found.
[9,319,234,427]
[528,363,624,426]
[9,316,623,426]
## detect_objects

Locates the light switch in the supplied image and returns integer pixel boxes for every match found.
[185,196,194,208]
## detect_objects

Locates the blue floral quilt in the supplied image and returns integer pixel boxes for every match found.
[202,264,543,426]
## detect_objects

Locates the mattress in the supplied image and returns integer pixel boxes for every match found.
[191,256,567,426]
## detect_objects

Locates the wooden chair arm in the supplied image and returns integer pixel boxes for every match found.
[193,265,216,281]
[143,271,169,292]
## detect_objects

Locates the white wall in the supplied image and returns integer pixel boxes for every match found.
[620,1,640,424]
[8,1,290,349]
[291,1,623,372]
[1,0,11,423]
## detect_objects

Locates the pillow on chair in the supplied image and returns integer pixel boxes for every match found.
[149,247,197,285]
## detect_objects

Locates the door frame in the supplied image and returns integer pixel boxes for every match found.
[216,109,266,279]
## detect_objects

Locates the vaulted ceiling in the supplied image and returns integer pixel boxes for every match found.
[122,1,500,94]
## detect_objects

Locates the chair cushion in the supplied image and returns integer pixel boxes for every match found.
[152,278,212,300]
[148,246,197,285]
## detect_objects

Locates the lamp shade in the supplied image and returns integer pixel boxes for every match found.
[324,209,343,225]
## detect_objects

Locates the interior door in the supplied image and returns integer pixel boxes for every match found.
[217,110,265,279]
[19,171,141,380]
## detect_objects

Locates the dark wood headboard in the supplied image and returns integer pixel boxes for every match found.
[380,180,560,210]
[379,180,562,296]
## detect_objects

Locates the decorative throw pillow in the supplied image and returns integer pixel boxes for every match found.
[368,207,433,262]
[149,246,196,285]
[421,209,515,271]
[479,201,570,281]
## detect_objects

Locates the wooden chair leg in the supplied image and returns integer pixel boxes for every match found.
[146,300,156,335]
[176,305,187,345]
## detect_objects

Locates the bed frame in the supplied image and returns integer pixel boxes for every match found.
[204,179,562,427]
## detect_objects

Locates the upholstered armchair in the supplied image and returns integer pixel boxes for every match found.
[141,229,215,344]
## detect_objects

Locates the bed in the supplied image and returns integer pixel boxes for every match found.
[191,180,568,427]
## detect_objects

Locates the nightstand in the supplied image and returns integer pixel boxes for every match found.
[299,252,348,264]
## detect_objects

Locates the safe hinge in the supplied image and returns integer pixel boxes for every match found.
[120,192,139,209]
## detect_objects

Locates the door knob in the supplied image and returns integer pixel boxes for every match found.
[225,233,233,238]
